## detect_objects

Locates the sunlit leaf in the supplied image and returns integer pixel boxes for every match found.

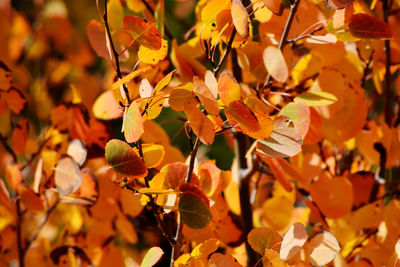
[93,90,122,120]
[231,0,249,38]
[191,238,220,257]
[138,39,168,64]
[260,157,293,192]
[105,139,147,178]
[184,103,215,145]
[179,192,212,229]
[349,13,392,39]
[263,46,288,83]
[248,228,283,255]
[123,16,162,50]
[54,157,82,196]
[306,231,340,266]
[169,87,197,111]
[142,143,165,168]
[263,249,289,267]
[218,72,241,106]
[227,100,260,132]
[280,222,308,261]
[124,101,144,143]
[279,102,310,139]
[193,76,219,115]
[141,247,164,267]
[139,78,153,99]
[154,70,175,91]
[256,116,302,158]
[294,91,337,106]
[67,139,87,166]
[6,88,26,114]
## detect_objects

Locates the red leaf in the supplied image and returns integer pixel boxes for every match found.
[349,13,392,39]
[123,16,162,50]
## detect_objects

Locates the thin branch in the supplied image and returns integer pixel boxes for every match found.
[286,26,324,44]
[262,0,301,89]
[360,50,374,88]
[170,136,201,266]
[16,199,25,267]
[0,135,17,163]
[213,28,237,78]
[104,0,131,104]
[383,0,393,127]
[22,200,59,256]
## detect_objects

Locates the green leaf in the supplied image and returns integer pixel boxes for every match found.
[294,91,337,106]
[178,192,212,229]
[105,139,147,178]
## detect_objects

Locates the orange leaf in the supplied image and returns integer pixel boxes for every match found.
[6,165,22,191]
[18,185,44,213]
[303,107,323,144]
[124,101,144,143]
[263,0,283,15]
[280,223,308,260]
[231,0,249,38]
[123,16,162,50]
[169,87,197,111]
[349,14,392,39]
[0,62,12,91]
[227,100,260,132]
[86,20,110,59]
[193,76,219,115]
[93,90,122,120]
[261,157,293,192]
[6,88,26,114]
[184,103,215,145]
[310,172,353,218]
[12,119,28,155]
[217,72,241,106]
[263,46,288,83]
[248,228,283,254]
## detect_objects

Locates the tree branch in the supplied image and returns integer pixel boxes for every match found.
[104,0,131,104]
[16,199,25,267]
[213,28,237,78]
[263,0,301,89]
[383,0,393,127]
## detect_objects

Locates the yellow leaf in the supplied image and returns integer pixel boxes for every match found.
[138,39,168,65]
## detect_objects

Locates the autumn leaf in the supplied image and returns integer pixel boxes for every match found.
[105,139,147,178]
[349,14,392,39]
[123,16,162,50]
[179,192,212,229]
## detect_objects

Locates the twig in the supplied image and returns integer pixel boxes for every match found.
[22,200,59,256]
[345,228,378,260]
[170,137,201,266]
[213,28,237,78]
[286,26,324,44]
[360,50,374,88]
[383,0,393,127]
[16,199,25,267]
[262,0,301,89]
[104,0,131,104]
[0,135,18,163]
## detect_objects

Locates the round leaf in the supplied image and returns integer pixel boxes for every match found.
[178,192,212,229]
[105,139,147,178]
[307,231,340,266]
[54,157,82,196]
[280,223,308,261]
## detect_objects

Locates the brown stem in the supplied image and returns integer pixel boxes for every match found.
[213,28,237,78]
[16,199,25,267]
[170,137,200,266]
[0,135,17,163]
[383,0,392,127]
[235,133,259,266]
[22,200,59,256]
[263,0,301,89]
[20,137,50,171]
[104,0,131,104]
